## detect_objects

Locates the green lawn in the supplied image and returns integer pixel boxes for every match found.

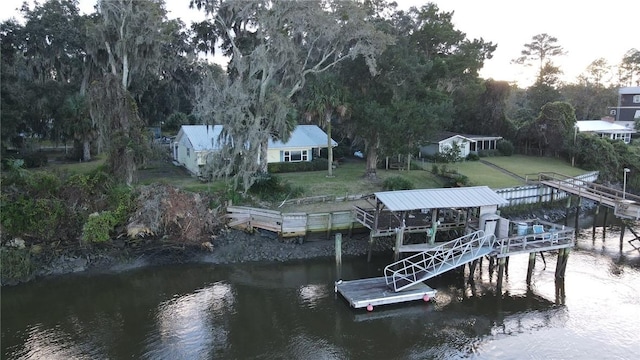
[277,161,444,197]
[278,155,590,197]
[480,155,588,178]
[39,153,590,199]
[438,161,524,189]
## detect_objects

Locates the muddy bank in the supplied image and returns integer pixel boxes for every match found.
[18,228,387,284]
[1,181,597,286]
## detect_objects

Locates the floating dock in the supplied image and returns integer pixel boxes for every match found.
[336,277,436,310]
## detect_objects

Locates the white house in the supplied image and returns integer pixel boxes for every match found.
[172,124,336,177]
[419,131,503,159]
[172,125,224,176]
[576,119,636,144]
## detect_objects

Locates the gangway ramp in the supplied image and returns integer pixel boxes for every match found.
[384,230,495,292]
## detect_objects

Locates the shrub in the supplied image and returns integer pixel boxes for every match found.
[431,164,439,174]
[449,173,470,187]
[0,248,34,284]
[22,152,48,168]
[0,196,66,242]
[497,139,514,156]
[248,173,304,202]
[107,185,134,224]
[466,153,480,161]
[382,176,414,191]
[82,211,117,243]
[268,158,328,173]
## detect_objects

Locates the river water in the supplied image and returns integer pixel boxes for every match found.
[2,222,640,359]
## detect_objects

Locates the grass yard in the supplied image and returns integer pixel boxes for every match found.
[37,151,590,204]
[277,160,444,198]
[480,155,588,178]
[437,161,524,189]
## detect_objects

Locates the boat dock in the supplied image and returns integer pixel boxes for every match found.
[335,277,436,309]
[335,228,574,311]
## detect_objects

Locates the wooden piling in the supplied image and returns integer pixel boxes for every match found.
[555,278,566,305]
[497,257,506,293]
[574,197,581,237]
[526,252,536,285]
[488,256,495,279]
[468,259,478,283]
[393,227,405,262]
[620,221,627,252]
[602,207,609,239]
[335,233,342,280]
[564,196,571,227]
[592,203,600,239]
[367,230,375,263]
[555,248,570,279]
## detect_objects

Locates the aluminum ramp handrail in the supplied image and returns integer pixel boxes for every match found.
[384,230,495,292]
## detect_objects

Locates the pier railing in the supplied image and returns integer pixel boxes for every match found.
[384,230,495,292]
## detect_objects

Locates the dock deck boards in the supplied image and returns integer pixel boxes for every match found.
[336,277,436,309]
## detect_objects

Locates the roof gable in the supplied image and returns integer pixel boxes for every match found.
[177,125,224,151]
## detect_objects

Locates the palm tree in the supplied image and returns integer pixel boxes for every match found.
[61,93,96,161]
[303,76,348,177]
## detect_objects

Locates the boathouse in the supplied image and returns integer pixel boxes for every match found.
[353,186,510,259]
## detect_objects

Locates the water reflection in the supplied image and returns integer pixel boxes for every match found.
[7,323,105,360]
[143,282,234,360]
[298,284,330,309]
[2,224,640,359]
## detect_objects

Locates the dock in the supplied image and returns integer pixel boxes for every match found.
[336,277,436,310]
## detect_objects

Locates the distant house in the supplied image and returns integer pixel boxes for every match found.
[419,131,503,158]
[575,119,636,144]
[172,124,336,177]
[608,86,640,122]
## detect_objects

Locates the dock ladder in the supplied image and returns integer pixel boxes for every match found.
[384,230,495,292]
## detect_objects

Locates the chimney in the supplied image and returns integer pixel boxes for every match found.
[601,116,615,123]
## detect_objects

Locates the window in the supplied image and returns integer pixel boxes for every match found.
[186,148,190,157]
[282,150,308,162]
[633,95,640,103]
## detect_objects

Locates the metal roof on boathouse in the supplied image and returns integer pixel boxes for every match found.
[374,186,508,212]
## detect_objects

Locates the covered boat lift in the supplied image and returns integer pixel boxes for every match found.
[353,186,509,261]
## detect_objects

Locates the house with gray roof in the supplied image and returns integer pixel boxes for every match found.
[419,131,503,159]
[172,124,336,177]
[575,119,636,144]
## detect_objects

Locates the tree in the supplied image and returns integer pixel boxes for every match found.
[618,48,640,86]
[60,93,96,161]
[302,74,348,177]
[342,3,495,178]
[86,0,167,183]
[191,0,392,192]
[88,74,148,186]
[1,0,88,150]
[513,33,566,80]
[520,101,576,157]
